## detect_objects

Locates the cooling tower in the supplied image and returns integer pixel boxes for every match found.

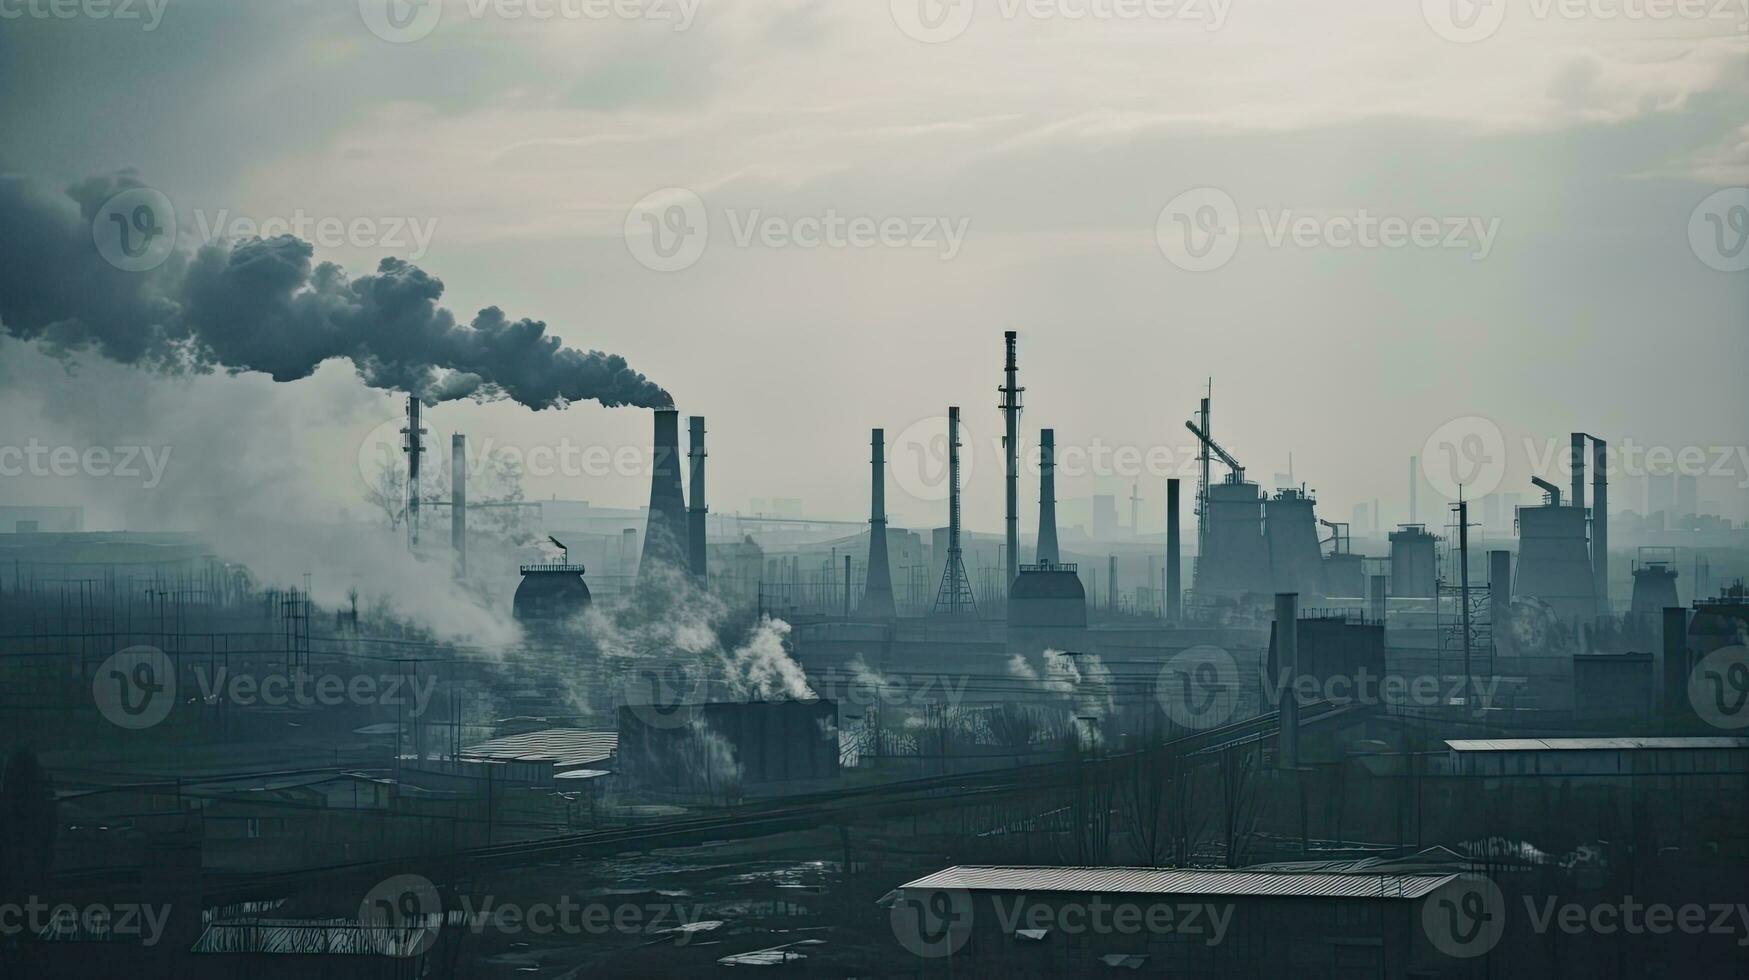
[1631,562,1680,618]
[1514,499,1596,622]
[1194,479,1273,598]
[639,409,689,583]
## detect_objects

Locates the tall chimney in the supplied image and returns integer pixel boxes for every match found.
[687,416,708,582]
[1166,478,1182,622]
[1570,432,1586,514]
[639,409,688,583]
[1036,429,1059,564]
[1275,592,1300,770]
[1593,437,1608,617]
[861,428,896,618]
[451,433,466,577]
[930,407,975,616]
[1409,456,1418,524]
[1000,331,1023,595]
[403,395,425,549]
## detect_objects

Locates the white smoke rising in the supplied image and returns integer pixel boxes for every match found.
[718,616,814,701]
[0,341,524,647]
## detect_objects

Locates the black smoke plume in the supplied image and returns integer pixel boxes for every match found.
[0,172,672,410]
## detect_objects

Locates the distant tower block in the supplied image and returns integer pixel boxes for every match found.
[1389,525,1439,599]
[639,409,689,584]
[860,428,896,619]
[1036,429,1060,565]
[932,407,976,616]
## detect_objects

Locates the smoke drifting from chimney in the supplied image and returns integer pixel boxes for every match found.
[0,173,671,410]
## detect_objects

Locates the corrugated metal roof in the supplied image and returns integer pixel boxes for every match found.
[898,866,1458,900]
[461,729,617,768]
[1447,737,1749,753]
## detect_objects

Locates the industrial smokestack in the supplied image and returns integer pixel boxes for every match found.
[1275,592,1300,770]
[1409,457,1417,524]
[451,433,466,577]
[931,408,975,616]
[1571,433,1586,515]
[639,409,688,583]
[861,428,896,618]
[1000,331,1023,595]
[403,395,425,549]
[1036,429,1059,564]
[1167,478,1182,622]
[1593,437,1608,617]
[688,416,708,582]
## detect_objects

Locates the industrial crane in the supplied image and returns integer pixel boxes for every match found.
[1185,420,1245,485]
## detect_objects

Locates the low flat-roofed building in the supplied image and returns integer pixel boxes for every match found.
[887,864,1473,977]
[1445,736,1749,777]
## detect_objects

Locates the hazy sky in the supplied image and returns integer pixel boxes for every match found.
[2,0,1746,536]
